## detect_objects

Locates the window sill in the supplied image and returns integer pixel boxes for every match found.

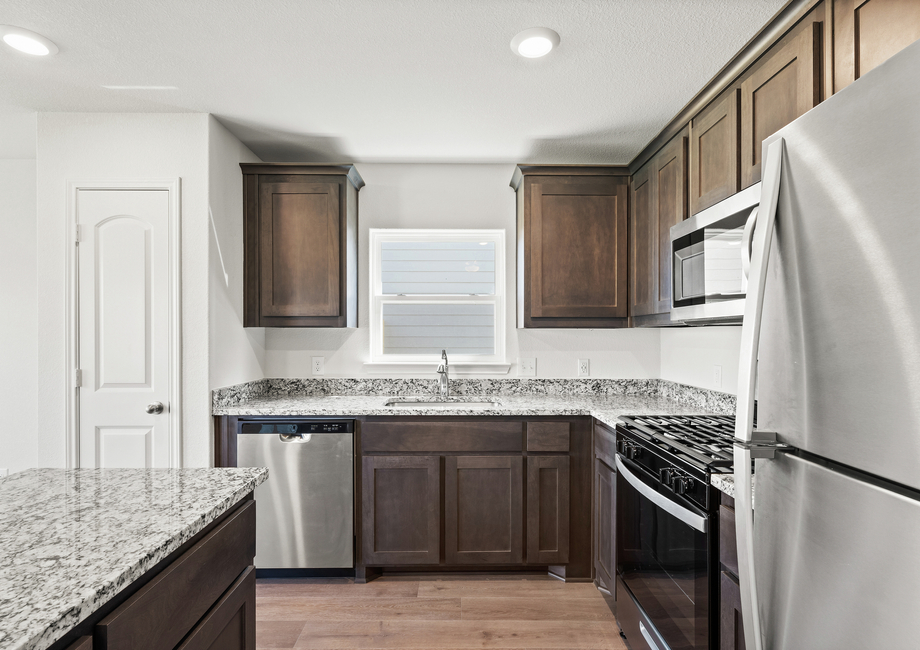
[362,361,511,375]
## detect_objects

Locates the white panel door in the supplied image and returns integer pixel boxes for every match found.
[77,189,172,468]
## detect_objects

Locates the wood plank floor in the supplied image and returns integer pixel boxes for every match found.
[256,574,627,649]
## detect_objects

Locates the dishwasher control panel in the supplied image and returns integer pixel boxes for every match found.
[240,420,355,434]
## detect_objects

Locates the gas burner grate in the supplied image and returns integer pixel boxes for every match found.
[619,414,737,469]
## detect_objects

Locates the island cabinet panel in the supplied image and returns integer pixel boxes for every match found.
[361,455,440,565]
[445,456,524,564]
[740,20,823,188]
[834,0,920,91]
[97,500,255,650]
[690,89,740,215]
[242,164,362,328]
[630,130,688,325]
[511,167,630,328]
[175,567,255,650]
[526,456,570,565]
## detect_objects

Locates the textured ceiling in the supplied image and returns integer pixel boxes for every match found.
[0,0,787,163]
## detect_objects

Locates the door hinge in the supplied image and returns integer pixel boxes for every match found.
[74,369,83,388]
[75,224,81,244]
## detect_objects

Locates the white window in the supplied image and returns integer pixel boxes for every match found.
[368,229,506,369]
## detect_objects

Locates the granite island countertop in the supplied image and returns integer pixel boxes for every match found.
[0,467,268,650]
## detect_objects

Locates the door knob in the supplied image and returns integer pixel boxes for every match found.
[146,402,165,415]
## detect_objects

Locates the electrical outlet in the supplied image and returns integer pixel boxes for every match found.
[312,356,325,375]
[518,358,536,377]
[578,359,590,377]
[713,365,723,389]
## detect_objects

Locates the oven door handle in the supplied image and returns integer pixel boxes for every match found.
[615,454,707,533]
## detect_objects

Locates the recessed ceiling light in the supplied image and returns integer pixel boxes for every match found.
[0,25,58,56]
[510,27,560,59]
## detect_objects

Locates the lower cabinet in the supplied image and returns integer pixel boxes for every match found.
[720,493,746,650]
[594,458,616,591]
[445,456,524,564]
[361,455,440,566]
[359,419,584,575]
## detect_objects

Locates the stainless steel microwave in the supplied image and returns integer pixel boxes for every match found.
[670,182,761,324]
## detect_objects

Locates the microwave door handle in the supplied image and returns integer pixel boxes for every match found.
[741,206,759,279]
[734,137,785,650]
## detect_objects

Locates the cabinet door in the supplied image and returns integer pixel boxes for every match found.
[526,456,570,565]
[630,132,688,323]
[834,0,920,91]
[740,22,822,188]
[65,638,93,650]
[690,89,740,215]
[529,178,628,322]
[174,566,256,650]
[445,456,523,564]
[594,458,615,590]
[259,181,341,319]
[362,456,440,565]
[720,571,746,650]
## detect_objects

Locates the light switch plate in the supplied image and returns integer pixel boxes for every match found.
[518,358,536,376]
[312,357,325,375]
[713,365,723,389]
[578,359,590,377]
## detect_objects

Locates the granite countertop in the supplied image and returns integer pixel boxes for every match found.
[0,467,268,650]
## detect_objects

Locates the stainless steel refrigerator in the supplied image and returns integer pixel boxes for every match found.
[733,38,920,650]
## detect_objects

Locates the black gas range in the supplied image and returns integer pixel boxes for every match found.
[614,414,736,650]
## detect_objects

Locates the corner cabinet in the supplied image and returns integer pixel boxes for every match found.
[241,163,363,327]
[629,129,688,326]
[511,166,629,328]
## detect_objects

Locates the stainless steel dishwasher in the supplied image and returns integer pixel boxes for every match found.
[237,420,354,569]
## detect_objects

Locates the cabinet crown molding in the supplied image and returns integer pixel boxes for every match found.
[240,163,365,190]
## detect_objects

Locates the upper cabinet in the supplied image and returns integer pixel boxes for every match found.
[241,163,363,328]
[511,166,629,328]
[834,0,920,91]
[740,13,825,188]
[689,89,740,216]
[630,129,688,326]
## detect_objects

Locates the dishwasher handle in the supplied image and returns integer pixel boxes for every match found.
[279,433,313,443]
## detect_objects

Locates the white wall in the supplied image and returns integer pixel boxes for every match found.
[0,113,38,474]
[207,116,265,392]
[264,163,662,379]
[36,113,212,468]
[660,327,742,394]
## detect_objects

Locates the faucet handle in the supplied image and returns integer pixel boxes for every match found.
[441,349,448,363]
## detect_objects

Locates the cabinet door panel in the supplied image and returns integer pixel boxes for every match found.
[720,571,746,650]
[445,456,523,564]
[174,566,256,650]
[741,23,821,187]
[630,162,656,317]
[362,456,440,565]
[594,459,615,589]
[259,182,340,318]
[655,135,687,313]
[690,90,740,215]
[526,456,570,565]
[834,0,920,91]
[530,180,628,319]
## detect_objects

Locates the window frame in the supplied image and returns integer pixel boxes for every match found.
[368,228,507,367]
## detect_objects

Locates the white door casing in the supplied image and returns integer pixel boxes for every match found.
[70,182,181,468]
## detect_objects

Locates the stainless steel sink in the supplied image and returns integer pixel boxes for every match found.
[384,398,501,408]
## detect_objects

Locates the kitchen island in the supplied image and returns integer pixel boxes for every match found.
[0,467,268,650]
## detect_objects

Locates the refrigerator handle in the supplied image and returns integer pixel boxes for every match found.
[741,207,758,280]
[733,137,785,650]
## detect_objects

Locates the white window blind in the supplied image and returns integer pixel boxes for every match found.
[369,230,505,363]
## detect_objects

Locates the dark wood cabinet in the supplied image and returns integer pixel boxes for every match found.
[445,456,524,564]
[361,455,440,566]
[834,0,920,92]
[629,130,688,326]
[593,421,617,608]
[740,19,823,188]
[690,89,740,216]
[241,163,363,328]
[719,493,745,650]
[175,567,256,650]
[526,455,570,565]
[64,639,93,650]
[511,166,630,328]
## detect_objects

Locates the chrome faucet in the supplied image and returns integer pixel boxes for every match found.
[436,349,450,398]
